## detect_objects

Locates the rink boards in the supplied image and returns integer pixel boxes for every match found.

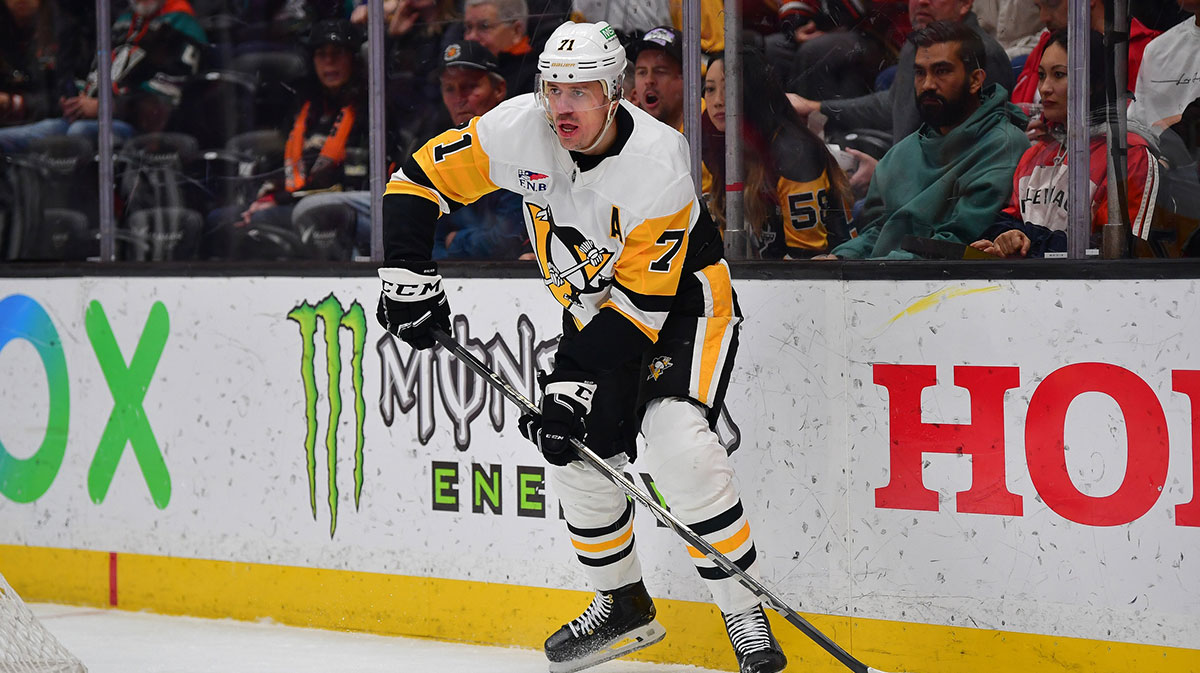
[1,274,1198,672]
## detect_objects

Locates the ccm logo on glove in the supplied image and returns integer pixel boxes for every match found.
[380,268,444,302]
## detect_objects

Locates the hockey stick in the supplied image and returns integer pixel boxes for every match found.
[431,328,901,673]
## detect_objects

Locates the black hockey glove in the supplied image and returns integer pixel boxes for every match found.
[376,262,451,350]
[537,371,596,467]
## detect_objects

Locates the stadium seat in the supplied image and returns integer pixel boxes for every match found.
[20,208,96,261]
[120,207,204,261]
[231,50,308,130]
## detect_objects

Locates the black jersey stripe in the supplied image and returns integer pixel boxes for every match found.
[566,499,634,538]
[611,281,676,313]
[695,545,757,580]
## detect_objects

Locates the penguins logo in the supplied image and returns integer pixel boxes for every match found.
[526,203,614,309]
[647,356,673,381]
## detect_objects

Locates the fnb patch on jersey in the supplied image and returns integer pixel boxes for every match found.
[517,168,551,192]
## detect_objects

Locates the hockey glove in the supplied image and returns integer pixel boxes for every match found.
[537,372,596,467]
[376,262,451,350]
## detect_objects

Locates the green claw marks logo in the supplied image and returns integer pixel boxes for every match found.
[288,295,367,537]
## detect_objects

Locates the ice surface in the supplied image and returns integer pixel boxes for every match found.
[29,603,724,673]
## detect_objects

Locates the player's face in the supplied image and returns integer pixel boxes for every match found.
[634,50,683,126]
[544,80,611,151]
[441,67,505,125]
[1037,43,1069,126]
[464,4,522,54]
[1179,0,1200,16]
[703,58,725,133]
[314,45,353,91]
[908,0,970,29]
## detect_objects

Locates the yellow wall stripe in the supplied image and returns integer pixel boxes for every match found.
[686,522,750,558]
[570,526,634,553]
[2,544,1198,673]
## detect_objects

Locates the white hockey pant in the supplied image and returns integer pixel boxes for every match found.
[549,396,762,614]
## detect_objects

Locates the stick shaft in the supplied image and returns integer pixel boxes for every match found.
[431,329,880,673]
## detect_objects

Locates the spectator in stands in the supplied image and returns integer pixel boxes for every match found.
[458,0,539,95]
[0,0,206,153]
[570,0,671,39]
[292,39,527,260]
[0,0,78,131]
[766,0,897,102]
[204,19,366,254]
[790,0,1014,145]
[973,0,1043,58]
[818,21,1028,260]
[1011,0,1159,106]
[703,48,854,258]
[354,0,459,159]
[1129,1,1200,140]
[971,30,1161,257]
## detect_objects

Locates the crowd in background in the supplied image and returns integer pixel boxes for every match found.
[0,0,1197,261]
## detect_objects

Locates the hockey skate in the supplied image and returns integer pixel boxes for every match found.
[722,605,787,673]
[544,580,666,673]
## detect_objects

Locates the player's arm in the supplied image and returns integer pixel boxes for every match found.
[382,116,500,261]
[554,197,694,377]
[377,116,500,349]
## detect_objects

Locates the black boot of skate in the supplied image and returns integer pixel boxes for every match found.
[722,605,787,673]
[544,580,666,673]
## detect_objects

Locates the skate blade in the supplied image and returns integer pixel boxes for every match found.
[547,620,667,673]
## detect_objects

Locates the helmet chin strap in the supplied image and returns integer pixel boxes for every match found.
[578,97,621,154]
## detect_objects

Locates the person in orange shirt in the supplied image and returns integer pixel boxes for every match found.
[463,0,540,94]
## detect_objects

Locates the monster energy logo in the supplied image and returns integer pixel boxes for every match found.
[288,295,366,537]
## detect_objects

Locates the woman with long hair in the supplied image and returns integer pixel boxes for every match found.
[702,47,854,259]
[971,29,1160,257]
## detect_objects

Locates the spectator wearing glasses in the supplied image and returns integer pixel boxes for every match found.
[458,0,539,95]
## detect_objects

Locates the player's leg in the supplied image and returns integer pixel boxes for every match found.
[543,357,664,673]
[636,260,786,673]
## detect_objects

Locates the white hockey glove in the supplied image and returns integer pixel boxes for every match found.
[376,262,451,350]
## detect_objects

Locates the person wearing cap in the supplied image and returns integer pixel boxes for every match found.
[291,39,528,260]
[629,26,713,193]
[203,19,367,255]
[376,19,787,673]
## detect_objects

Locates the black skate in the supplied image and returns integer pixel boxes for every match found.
[544,580,666,673]
[723,605,787,673]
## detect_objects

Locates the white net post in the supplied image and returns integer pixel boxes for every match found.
[0,571,87,673]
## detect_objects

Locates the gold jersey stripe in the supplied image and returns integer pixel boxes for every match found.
[571,525,634,553]
[695,262,735,403]
[613,202,693,298]
[412,117,499,206]
[384,180,442,206]
[686,521,751,558]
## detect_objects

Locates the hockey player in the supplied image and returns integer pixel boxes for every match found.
[375,19,788,673]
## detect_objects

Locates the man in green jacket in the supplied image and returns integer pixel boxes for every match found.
[821,20,1029,261]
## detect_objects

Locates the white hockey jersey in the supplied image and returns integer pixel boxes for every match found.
[384,94,719,343]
